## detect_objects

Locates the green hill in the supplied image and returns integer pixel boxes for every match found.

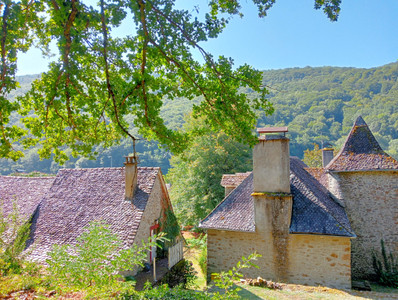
[257,63,398,157]
[1,62,397,175]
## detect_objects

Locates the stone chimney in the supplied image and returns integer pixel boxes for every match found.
[124,156,138,201]
[253,128,290,194]
[322,143,334,168]
[252,127,292,281]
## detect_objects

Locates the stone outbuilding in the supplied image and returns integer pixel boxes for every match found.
[200,116,398,288]
[0,157,183,270]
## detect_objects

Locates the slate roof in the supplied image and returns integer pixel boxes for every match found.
[199,158,355,237]
[200,173,255,232]
[221,172,252,187]
[0,176,55,219]
[27,167,160,262]
[289,159,354,236]
[326,116,398,171]
[305,167,329,189]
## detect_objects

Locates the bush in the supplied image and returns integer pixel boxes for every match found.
[158,259,196,289]
[47,221,167,297]
[124,253,261,300]
[372,239,398,287]
[127,283,210,300]
[0,200,31,275]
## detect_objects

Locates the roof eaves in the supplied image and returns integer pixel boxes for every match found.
[328,168,398,173]
[289,231,356,238]
[198,224,255,233]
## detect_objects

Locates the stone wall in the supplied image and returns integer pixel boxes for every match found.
[207,229,351,289]
[207,229,274,281]
[134,174,165,263]
[335,170,398,279]
[287,234,351,288]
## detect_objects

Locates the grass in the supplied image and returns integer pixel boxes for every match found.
[237,283,361,299]
[184,233,207,290]
[0,273,53,298]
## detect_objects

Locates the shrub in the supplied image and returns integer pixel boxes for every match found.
[158,259,196,288]
[0,200,31,275]
[47,221,167,296]
[124,253,261,300]
[127,283,210,300]
[372,239,398,287]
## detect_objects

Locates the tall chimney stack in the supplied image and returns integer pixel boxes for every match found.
[322,143,334,168]
[253,127,290,193]
[252,127,292,281]
[124,156,138,200]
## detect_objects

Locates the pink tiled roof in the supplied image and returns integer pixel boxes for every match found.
[27,167,160,262]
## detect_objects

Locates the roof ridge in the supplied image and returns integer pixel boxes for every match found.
[58,166,161,172]
[0,175,55,179]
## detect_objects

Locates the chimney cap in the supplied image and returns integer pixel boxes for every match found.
[257,127,288,134]
[124,155,139,165]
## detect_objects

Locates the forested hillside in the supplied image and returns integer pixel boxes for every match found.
[2,62,397,175]
[257,63,398,157]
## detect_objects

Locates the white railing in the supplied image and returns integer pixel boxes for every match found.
[168,240,183,269]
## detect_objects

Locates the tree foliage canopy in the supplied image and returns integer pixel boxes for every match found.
[167,115,252,226]
[0,0,340,162]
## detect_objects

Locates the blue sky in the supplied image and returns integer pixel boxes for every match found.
[17,0,398,75]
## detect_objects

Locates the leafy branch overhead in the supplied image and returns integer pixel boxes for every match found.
[0,0,341,162]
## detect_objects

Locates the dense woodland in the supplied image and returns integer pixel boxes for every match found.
[2,62,398,175]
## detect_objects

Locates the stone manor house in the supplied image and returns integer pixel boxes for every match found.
[200,116,398,288]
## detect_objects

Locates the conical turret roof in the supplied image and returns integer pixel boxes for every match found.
[326,116,398,171]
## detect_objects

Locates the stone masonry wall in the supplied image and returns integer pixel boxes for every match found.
[207,229,274,281]
[288,234,351,289]
[207,229,351,289]
[336,171,398,279]
[134,175,164,263]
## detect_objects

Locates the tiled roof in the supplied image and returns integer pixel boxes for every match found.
[0,176,55,219]
[200,173,255,232]
[200,158,355,237]
[221,172,251,187]
[289,158,354,237]
[27,167,160,262]
[305,167,329,189]
[326,116,398,171]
